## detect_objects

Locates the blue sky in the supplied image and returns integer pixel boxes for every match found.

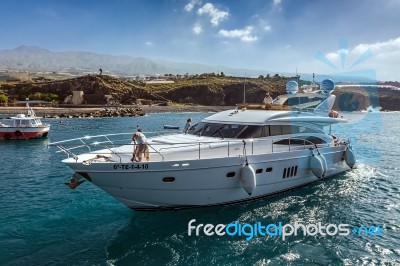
[1,0,400,80]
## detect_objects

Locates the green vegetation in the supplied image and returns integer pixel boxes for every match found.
[27,92,59,102]
[0,94,8,103]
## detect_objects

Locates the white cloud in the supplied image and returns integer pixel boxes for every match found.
[273,0,282,5]
[184,0,201,12]
[218,26,258,42]
[145,41,153,46]
[193,23,202,34]
[326,52,339,61]
[185,3,194,12]
[319,37,400,81]
[352,37,400,55]
[325,49,348,61]
[197,3,229,26]
[257,18,272,32]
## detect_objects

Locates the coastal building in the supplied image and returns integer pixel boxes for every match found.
[71,91,84,105]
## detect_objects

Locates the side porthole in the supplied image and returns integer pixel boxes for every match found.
[162,177,175,182]
[256,169,263,174]
[226,172,236,178]
[266,167,273,172]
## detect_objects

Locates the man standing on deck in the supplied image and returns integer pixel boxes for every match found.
[131,130,150,162]
[263,92,273,104]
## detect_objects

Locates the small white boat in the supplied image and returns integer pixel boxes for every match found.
[0,104,50,140]
[164,125,180,130]
[50,79,356,210]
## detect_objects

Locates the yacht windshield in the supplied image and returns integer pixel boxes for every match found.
[187,122,321,139]
[188,122,247,138]
[285,95,326,109]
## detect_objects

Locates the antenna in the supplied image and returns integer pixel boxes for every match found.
[243,73,246,104]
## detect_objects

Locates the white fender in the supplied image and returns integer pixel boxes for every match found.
[345,148,356,169]
[319,154,327,176]
[310,154,327,178]
[241,163,256,195]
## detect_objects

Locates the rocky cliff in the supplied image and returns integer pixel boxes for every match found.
[333,86,400,111]
[1,75,400,111]
[0,75,158,105]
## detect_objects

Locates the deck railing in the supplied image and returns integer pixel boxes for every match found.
[48,132,334,163]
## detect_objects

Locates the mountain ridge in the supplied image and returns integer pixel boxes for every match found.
[0,45,263,77]
[0,46,392,83]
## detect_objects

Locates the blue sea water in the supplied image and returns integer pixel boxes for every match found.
[0,112,399,265]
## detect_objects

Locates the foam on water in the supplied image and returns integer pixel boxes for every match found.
[1,112,400,264]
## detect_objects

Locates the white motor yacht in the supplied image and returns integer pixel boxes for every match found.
[50,79,356,210]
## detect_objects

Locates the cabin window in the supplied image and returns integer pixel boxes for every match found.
[256,168,263,174]
[266,167,273,172]
[282,125,293,134]
[20,120,29,127]
[202,123,223,137]
[188,121,321,139]
[262,126,270,137]
[236,125,262,139]
[273,138,306,145]
[270,125,282,136]
[285,96,325,108]
[190,122,206,135]
[190,122,221,137]
[287,97,301,106]
[213,124,247,139]
[266,125,319,136]
[306,137,326,145]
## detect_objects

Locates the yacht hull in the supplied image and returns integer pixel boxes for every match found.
[0,126,50,140]
[65,146,348,210]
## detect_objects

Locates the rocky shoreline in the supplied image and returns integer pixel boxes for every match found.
[0,105,234,118]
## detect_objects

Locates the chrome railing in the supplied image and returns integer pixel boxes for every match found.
[49,132,336,163]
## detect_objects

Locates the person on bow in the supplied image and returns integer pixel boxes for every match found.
[131,130,150,162]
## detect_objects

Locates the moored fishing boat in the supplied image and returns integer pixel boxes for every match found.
[0,104,50,140]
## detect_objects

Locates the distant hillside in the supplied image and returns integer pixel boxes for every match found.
[0,74,288,105]
[0,75,157,105]
[0,46,269,77]
[1,74,399,110]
